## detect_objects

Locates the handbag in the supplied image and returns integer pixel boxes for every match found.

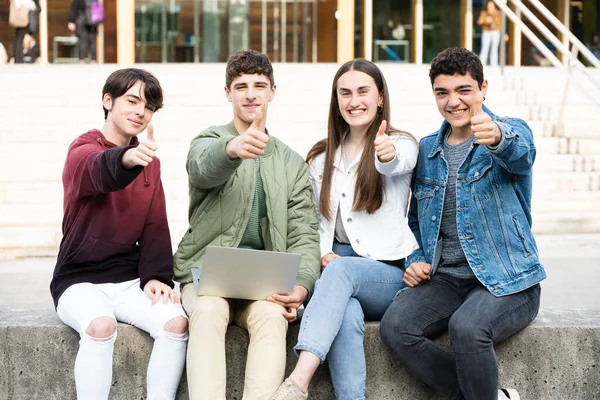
[9,1,30,28]
[28,10,39,34]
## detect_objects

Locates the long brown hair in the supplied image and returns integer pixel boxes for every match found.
[306,59,416,220]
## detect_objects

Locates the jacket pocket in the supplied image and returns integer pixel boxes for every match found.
[468,156,498,200]
[512,215,533,257]
[413,183,437,222]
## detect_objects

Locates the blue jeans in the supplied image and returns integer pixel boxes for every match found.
[380,273,541,400]
[480,30,501,66]
[295,243,406,400]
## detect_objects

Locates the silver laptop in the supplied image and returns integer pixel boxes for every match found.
[192,246,302,300]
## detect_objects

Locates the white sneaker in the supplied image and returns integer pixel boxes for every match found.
[271,378,308,400]
[499,388,520,400]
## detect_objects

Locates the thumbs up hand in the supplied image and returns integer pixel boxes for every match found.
[226,109,270,160]
[122,123,158,168]
[471,92,501,146]
[374,120,395,163]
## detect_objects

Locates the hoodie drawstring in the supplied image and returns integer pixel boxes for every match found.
[143,169,150,187]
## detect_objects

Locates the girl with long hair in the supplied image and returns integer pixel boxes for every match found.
[272,59,419,400]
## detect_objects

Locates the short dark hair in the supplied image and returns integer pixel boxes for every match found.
[429,47,484,89]
[102,68,164,119]
[225,50,275,89]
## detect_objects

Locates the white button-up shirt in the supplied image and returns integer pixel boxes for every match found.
[308,134,419,261]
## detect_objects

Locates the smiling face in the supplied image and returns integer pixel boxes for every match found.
[102,80,156,144]
[432,72,488,137]
[336,70,383,137]
[225,73,275,133]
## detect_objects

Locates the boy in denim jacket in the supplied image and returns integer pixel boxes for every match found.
[380,47,546,400]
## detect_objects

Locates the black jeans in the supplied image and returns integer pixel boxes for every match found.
[78,26,97,61]
[13,27,28,63]
[380,273,541,400]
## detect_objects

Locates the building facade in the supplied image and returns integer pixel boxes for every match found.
[1,0,598,65]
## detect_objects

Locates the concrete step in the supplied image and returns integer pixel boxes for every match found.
[531,192,600,213]
[2,308,599,400]
[532,212,600,235]
[4,141,597,172]
[2,201,599,250]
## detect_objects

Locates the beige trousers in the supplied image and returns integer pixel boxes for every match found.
[181,283,288,400]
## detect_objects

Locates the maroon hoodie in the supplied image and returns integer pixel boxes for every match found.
[50,129,174,307]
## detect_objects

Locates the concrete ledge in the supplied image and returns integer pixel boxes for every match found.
[1,309,599,399]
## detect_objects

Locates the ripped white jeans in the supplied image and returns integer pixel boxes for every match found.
[57,278,188,400]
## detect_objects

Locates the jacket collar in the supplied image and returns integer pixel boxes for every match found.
[428,104,496,158]
[332,130,364,171]
[225,120,275,156]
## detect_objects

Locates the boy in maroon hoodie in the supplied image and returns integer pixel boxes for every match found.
[50,68,188,400]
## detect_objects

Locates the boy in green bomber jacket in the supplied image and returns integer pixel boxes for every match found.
[173,50,320,400]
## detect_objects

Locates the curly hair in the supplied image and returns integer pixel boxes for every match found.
[429,47,484,89]
[225,50,275,89]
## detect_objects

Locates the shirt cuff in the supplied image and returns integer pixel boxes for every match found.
[486,122,506,152]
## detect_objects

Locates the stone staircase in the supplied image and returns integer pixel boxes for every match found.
[1,63,599,253]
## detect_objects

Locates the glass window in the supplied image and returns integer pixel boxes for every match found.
[372,0,411,63]
[423,0,461,62]
[134,0,317,63]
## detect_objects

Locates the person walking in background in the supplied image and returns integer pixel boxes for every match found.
[272,59,419,400]
[50,68,188,400]
[478,0,502,66]
[8,33,40,64]
[9,0,40,63]
[68,0,101,63]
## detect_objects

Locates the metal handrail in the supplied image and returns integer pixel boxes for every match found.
[508,0,600,90]
[493,0,600,131]
[526,0,600,68]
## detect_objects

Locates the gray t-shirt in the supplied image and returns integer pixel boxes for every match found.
[437,131,475,279]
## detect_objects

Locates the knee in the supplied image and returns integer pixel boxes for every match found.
[321,257,345,278]
[188,296,229,325]
[249,301,287,330]
[86,317,117,341]
[380,304,414,351]
[164,316,188,336]
[448,314,490,351]
[379,310,396,348]
[320,257,353,286]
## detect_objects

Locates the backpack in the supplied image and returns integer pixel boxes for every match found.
[85,0,104,26]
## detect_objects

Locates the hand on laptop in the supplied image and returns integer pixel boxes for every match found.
[144,279,178,305]
[267,285,308,322]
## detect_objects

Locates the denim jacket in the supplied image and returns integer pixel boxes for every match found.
[407,106,546,296]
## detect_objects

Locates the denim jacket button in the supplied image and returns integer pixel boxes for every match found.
[431,216,436,221]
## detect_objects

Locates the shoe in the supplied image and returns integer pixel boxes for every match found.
[271,378,308,400]
[499,388,520,400]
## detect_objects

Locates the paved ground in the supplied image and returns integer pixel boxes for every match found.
[1,234,599,310]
